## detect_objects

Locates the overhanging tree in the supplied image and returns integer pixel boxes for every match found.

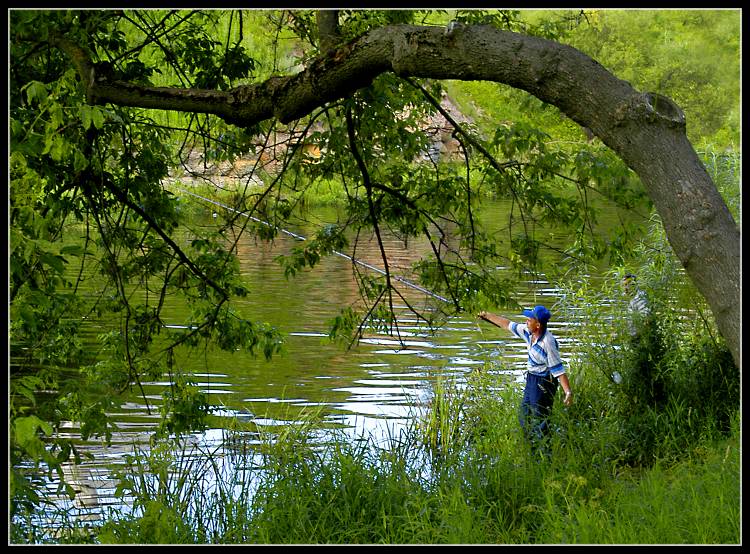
[9,9,740,506]
[21,10,739,360]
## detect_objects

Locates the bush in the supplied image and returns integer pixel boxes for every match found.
[665,333,738,436]
[557,262,738,468]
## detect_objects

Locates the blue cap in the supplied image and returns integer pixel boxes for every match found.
[522,305,551,324]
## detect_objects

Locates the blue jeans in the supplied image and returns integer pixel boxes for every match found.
[519,372,558,447]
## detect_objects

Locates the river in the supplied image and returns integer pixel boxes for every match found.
[13,194,629,536]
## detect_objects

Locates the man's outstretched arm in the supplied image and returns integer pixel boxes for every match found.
[478,311,511,330]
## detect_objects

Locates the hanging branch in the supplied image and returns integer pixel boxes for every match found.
[344,104,401,340]
[402,76,532,238]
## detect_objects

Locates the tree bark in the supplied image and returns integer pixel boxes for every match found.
[316,10,341,55]
[54,23,741,367]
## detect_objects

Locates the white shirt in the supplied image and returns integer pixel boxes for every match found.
[629,289,650,316]
[628,289,650,335]
[509,322,566,378]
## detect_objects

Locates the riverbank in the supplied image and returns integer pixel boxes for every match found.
[46,368,739,545]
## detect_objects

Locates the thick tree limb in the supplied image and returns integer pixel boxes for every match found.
[51,23,741,367]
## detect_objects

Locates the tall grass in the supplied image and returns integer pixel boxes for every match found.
[89,360,738,544]
[539,412,740,544]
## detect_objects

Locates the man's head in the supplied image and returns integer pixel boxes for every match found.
[622,273,637,294]
[522,305,551,332]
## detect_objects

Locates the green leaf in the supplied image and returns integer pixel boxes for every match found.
[73,149,89,172]
[80,104,93,130]
[60,244,85,257]
[91,106,106,129]
[14,415,53,445]
[23,81,47,105]
[42,134,67,162]
[13,375,46,405]
[39,251,67,274]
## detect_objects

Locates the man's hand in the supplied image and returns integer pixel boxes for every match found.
[478,311,510,330]
[563,390,573,406]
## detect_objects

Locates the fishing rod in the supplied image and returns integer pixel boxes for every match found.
[171,186,451,304]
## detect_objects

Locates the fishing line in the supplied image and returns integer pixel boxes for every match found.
[171,185,451,304]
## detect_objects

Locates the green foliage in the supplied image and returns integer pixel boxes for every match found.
[94,372,739,544]
[100,440,207,543]
[556,214,738,467]
[9,9,288,520]
[12,416,54,464]
[336,10,418,40]
[700,147,740,223]
[418,375,467,456]
[446,10,740,150]
[9,9,739,538]
[155,377,211,439]
[537,419,740,544]
[566,9,740,148]
[277,223,349,278]
[129,501,193,543]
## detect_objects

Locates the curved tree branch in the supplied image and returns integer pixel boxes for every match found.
[46,22,740,367]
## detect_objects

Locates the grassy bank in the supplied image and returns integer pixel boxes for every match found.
[83,368,738,545]
[15,322,739,545]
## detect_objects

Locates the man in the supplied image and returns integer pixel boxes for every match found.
[620,272,665,407]
[478,305,572,450]
[622,273,650,336]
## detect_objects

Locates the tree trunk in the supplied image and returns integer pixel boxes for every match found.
[56,23,741,367]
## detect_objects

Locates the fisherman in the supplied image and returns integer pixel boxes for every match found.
[619,272,665,406]
[622,272,650,336]
[479,305,572,452]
